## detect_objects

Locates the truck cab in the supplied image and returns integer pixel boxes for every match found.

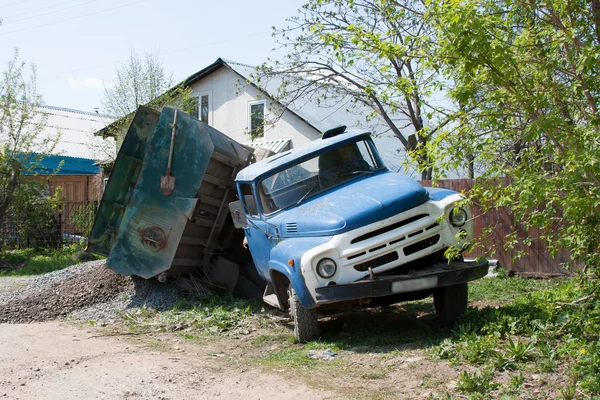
[231,129,489,342]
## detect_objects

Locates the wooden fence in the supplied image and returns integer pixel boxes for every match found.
[421,179,571,277]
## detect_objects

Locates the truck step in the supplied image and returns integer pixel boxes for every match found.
[263,293,282,310]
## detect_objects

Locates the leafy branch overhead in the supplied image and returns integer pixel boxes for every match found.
[100,49,197,145]
[428,0,600,275]
[255,0,466,180]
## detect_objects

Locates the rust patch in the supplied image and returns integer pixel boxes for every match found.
[137,226,167,251]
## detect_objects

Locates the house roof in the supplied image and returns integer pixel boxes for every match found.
[19,153,101,176]
[184,58,409,172]
[40,105,114,160]
[244,138,291,154]
[95,58,410,172]
[184,58,384,135]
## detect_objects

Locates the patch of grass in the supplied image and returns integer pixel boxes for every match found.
[251,333,295,346]
[0,243,96,276]
[121,296,264,338]
[469,268,565,304]
[430,277,600,398]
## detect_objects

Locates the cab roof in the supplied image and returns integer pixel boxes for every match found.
[236,130,373,182]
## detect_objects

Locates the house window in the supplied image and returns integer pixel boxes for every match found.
[189,93,211,124]
[248,100,266,139]
[189,97,199,119]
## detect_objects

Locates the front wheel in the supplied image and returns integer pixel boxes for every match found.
[288,286,320,342]
[434,283,468,326]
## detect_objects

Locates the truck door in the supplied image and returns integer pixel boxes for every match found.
[239,183,276,278]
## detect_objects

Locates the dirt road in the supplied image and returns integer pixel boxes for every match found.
[0,322,338,400]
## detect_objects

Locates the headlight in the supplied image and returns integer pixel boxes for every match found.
[449,207,468,227]
[316,258,337,279]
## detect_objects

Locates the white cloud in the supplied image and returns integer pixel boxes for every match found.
[65,75,110,90]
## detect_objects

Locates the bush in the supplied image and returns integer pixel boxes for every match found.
[8,181,63,248]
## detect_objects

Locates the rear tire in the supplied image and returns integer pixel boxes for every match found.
[288,286,320,342]
[434,283,468,326]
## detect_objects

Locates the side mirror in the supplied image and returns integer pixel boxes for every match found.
[229,200,248,229]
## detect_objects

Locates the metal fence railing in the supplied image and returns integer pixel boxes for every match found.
[0,201,98,249]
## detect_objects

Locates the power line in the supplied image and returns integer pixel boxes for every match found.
[42,31,271,77]
[0,0,33,8]
[0,0,148,36]
[2,0,102,26]
[6,0,80,19]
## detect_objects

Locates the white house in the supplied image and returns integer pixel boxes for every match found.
[183,58,410,171]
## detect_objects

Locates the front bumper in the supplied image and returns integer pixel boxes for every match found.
[314,259,489,305]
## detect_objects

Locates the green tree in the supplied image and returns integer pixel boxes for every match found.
[0,50,58,230]
[256,0,457,180]
[100,49,197,143]
[428,0,600,274]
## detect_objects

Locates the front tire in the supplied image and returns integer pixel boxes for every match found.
[434,283,468,326]
[288,286,320,342]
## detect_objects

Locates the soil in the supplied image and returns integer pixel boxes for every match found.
[0,266,132,323]
[0,322,338,400]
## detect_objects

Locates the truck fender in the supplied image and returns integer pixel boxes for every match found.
[268,261,316,310]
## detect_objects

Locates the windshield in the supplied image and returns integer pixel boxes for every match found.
[258,139,384,215]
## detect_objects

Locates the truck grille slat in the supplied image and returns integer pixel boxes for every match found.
[354,251,399,272]
[350,214,428,244]
[403,234,440,256]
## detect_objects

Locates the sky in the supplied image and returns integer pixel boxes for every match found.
[0,0,306,113]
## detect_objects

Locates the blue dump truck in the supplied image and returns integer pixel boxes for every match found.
[89,107,488,342]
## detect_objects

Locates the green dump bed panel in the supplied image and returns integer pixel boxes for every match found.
[88,106,252,278]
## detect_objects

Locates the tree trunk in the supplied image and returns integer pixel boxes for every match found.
[0,165,21,236]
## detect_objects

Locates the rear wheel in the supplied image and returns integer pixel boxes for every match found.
[288,286,320,342]
[434,283,468,325]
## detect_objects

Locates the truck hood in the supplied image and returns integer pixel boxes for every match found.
[275,172,429,237]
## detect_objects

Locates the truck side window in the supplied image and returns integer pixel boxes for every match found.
[240,184,259,216]
[356,140,378,169]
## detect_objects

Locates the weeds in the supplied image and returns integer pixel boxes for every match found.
[431,277,600,398]
[456,368,498,396]
[0,243,96,276]
[121,296,262,338]
[505,336,534,362]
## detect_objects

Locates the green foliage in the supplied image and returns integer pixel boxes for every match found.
[469,269,565,304]
[100,49,197,148]
[426,0,600,277]
[6,182,63,248]
[70,201,97,237]
[456,368,498,397]
[0,49,58,230]
[257,0,459,179]
[0,242,87,276]
[431,278,600,397]
[122,296,261,337]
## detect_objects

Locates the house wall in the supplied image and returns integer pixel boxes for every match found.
[188,67,320,148]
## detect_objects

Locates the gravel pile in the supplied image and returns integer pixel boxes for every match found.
[0,260,185,323]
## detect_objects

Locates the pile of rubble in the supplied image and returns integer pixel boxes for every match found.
[0,260,184,323]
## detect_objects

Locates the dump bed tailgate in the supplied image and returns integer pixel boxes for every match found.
[87,106,253,278]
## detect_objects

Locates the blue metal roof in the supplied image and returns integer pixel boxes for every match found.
[19,153,100,175]
[236,130,373,182]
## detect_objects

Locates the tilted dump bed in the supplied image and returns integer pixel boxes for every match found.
[87,106,254,283]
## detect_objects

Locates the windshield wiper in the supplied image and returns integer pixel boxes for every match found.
[340,169,375,179]
[296,182,322,206]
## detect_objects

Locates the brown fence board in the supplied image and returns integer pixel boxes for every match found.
[421,179,571,276]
